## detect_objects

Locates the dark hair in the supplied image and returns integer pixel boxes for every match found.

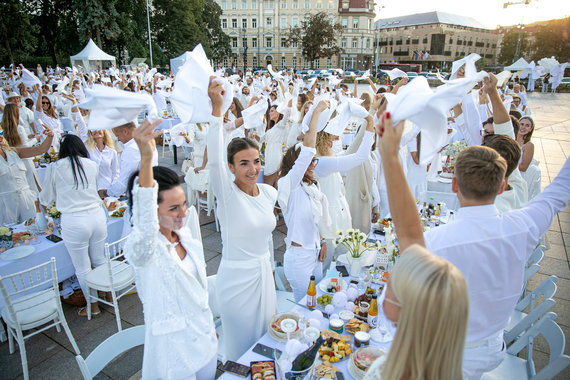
[510,115,520,138]
[279,145,316,185]
[127,166,182,221]
[376,87,387,94]
[266,104,284,130]
[482,134,521,178]
[227,137,259,164]
[519,116,535,143]
[482,116,494,127]
[24,98,34,109]
[509,109,522,121]
[58,134,89,189]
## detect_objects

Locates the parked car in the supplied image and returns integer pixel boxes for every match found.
[406,72,419,79]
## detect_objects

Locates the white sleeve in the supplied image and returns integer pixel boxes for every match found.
[206,116,233,204]
[107,148,140,196]
[315,131,374,177]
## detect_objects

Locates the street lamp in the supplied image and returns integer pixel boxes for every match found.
[146,0,153,67]
[242,28,247,72]
[360,33,364,70]
[514,24,525,63]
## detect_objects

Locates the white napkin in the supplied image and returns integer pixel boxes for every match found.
[301,98,337,133]
[268,64,284,80]
[449,53,481,80]
[56,76,70,93]
[381,68,407,80]
[21,68,42,88]
[242,97,267,130]
[326,76,342,87]
[78,84,157,130]
[169,44,233,123]
[355,69,371,81]
[495,71,512,87]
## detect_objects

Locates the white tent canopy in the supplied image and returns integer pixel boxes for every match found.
[70,39,116,71]
[170,52,192,75]
[505,57,530,71]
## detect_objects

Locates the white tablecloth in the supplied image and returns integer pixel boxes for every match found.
[0,217,125,311]
[427,178,460,211]
[155,118,181,131]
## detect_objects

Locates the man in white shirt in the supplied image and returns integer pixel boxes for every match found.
[98,121,159,198]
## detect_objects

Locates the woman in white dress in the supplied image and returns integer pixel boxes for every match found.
[406,132,428,199]
[286,94,311,148]
[207,78,278,361]
[124,120,217,380]
[34,85,63,150]
[184,122,213,211]
[223,98,245,143]
[0,126,53,225]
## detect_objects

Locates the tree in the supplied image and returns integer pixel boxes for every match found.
[74,0,121,48]
[114,0,148,64]
[0,1,38,64]
[200,0,231,62]
[498,29,529,65]
[531,17,570,63]
[285,12,343,69]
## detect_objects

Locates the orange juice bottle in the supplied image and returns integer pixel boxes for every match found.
[367,294,378,328]
[306,275,316,309]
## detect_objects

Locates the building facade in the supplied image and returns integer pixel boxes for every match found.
[215,0,375,70]
[374,11,503,70]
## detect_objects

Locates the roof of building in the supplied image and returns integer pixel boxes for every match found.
[374,11,490,30]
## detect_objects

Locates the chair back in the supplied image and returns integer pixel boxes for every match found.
[527,245,545,268]
[75,325,145,380]
[104,235,131,290]
[0,258,59,325]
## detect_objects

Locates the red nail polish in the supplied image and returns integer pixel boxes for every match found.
[386,112,391,119]
[381,127,385,132]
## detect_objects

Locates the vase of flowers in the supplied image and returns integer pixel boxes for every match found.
[47,204,61,231]
[383,222,400,264]
[333,229,381,276]
[0,227,14,250]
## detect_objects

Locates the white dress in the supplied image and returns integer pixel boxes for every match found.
[406,138,428,199]
[261,107,291,175]
[184,124,213,212]
[125,183,217,380]
[34,110,62,151]
[207,116,278,361]
[0,150,36,224]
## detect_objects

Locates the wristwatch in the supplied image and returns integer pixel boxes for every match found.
[320,238,326,246]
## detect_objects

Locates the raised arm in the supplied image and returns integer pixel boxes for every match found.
[35,85,43,112]
[367,77,378,93]
[484,73,510,125]
[15,123,54,159]
[376,112,425,250]
[391,77,409,94]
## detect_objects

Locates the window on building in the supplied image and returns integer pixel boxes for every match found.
[266,37,272,47]
[266,17,272,27]
[292,0,298,8]
[253,56,258,67]
[252,18,257,28]
[265,0,274,8]
[281,16,287,28]
[316,0,322,8]
[252,38,258,47]
[342,0,348,9]
[341,39,346,48]
[232,38,238,48]
[366,38,370,48]
[282,57,286,68]
[281,37,287,47]
[292,57,297,68]
[221,0,227,9]
[292,41,298,47]
[222,19,227,28]
[233,57,238,67]
[281,0,287,8]
[314,59,319,68]
[352,39,357,48]
[242,18,247,28]
[241,0,247,9]
[223,58,228,67]
[328,16,334,25]
[327,58,331,67]
[368,19,372,30]
[292,16,299,27]
[328,0,334,8]
[353,18,358,29]
[232,19,238,28]
[341,18,347,29]
[232,0,237,9]
[252,0,257,8]
[304,0,310,9]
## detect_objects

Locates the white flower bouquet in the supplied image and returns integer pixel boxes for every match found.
[47,204,61,219]
[444,140,468,160]
[333,228,381,258]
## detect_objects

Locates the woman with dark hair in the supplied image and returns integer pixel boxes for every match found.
[34,84,62,150]
[223,97,245,144]
[124,120,217,380]
[207,78,278,361]
[39,134,106,317]
[517,116,535,172]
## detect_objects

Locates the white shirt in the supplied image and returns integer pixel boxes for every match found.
[107,138,158,197]
[39,157,102,214]
[425,157,570,342]
[19,106,36,134]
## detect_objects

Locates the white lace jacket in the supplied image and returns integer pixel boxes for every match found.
[125,182,217,380]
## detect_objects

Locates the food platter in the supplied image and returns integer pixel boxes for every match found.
[318,279,348,294]
[318,336,352,363]
[347,347,386,380]
[268,312,303,342]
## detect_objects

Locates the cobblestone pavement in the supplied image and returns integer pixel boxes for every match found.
[0,92,568,379]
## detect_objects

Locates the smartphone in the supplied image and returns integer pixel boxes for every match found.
[46,234,63,243]
[222,361,250,377]
[252,343,281,359]
[336,265,349,277]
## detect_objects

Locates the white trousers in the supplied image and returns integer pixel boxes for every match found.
[61,207,107,301]
[463,333,505,380]
[186,354,217,380]
[284,245,322,302]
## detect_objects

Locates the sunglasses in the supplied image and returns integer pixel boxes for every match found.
[311,158,319,165]
[42,102,50,105]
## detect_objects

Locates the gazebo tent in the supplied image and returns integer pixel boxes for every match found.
[70,39,116,71]
[504,58,530,72]
[170,52,192,75]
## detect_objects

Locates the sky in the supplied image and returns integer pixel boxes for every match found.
[375,0,570,29]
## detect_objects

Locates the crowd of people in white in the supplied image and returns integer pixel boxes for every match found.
[0,47,569,380]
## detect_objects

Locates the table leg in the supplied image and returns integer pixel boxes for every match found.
[173,145,178,165]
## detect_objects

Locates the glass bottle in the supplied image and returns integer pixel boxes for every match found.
[306,275,316,309]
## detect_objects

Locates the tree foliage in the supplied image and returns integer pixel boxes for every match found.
[0,1,38,64]
[286,12,343,69]
[498,29,529,65]
[530,17,570,62]
[201,0,232,61]
[74,0,121,48]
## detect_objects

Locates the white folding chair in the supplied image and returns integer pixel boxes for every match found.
[84,235,135,331]
[521,245,545,298]
[523,162,542,200]
[75,324,145,380]
[161,130,172,157]
[195,189,220,232]
[483,313,570,380]
[0,258,80,380]
[505,275,558,346]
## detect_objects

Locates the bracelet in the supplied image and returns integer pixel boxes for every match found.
[320,238,326,246]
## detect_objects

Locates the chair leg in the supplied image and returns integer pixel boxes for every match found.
[112,292,122,332]
[59,311,81,355]
[15,328,29,380]
[86,289,92,321]
[54,317,61,333]
[8,327,15,354]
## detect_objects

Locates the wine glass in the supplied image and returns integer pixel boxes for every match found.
[280,318,297,342]
[369,313,393,343]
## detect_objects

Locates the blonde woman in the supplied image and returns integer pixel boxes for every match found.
[363,246,469,380]
[34,84,63,150]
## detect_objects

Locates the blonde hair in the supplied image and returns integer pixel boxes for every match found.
[381,245,469,380]
[360,92,372,111]
[86,130,115,151]
[316,130,334,157]
[454,146,507,202]
[298,100,313,123]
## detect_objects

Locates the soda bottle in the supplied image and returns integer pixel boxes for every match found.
[306,275,316,309]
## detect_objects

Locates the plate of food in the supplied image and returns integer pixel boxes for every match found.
[348,347,386,380]
[344,318,370,335]
[268,313,303,342]
[0,246,35,261]
[318,278,348,294]
[318,336,352,363]
[314,361,340,379]
[110,206,126,218]
[251,360,276,380]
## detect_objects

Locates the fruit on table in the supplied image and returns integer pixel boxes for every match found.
[317,294,333,306]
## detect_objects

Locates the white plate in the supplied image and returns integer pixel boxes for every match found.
[0,246,35,261]
[440,172,453,179]
[437,177,452,183]
[318,279,348,294]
